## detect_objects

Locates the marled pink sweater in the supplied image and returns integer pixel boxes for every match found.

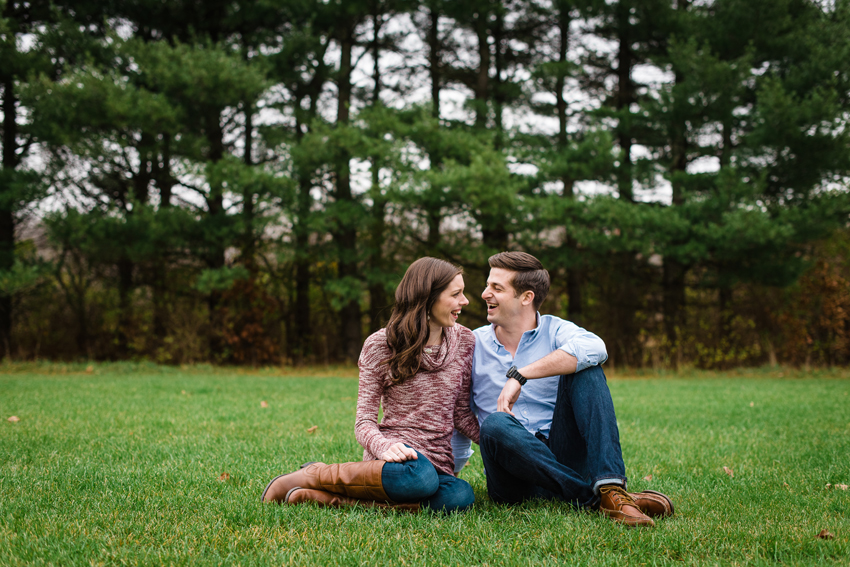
[355,325,480,476]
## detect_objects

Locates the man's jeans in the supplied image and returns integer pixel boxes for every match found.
[479,366,626,509]
[381,449,475,513]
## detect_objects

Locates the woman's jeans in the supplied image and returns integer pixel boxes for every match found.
[479,366,626,509]
[380,450,475,513]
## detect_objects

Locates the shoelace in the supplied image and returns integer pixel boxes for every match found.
[599,485,637,506]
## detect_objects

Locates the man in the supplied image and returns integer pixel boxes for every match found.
[453,251,673,527]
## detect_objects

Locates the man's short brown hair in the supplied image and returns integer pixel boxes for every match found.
[488,251,550,310]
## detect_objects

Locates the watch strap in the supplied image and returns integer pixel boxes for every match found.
[506,365,527,386]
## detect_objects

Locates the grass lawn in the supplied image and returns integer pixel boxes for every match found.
[1,363,849,566]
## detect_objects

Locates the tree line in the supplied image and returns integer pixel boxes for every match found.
[2,0,850,367]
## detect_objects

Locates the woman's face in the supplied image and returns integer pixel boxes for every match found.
[430,274,469,328]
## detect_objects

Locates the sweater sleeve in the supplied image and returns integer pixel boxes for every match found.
[452,335,480,444]
[354,334,397,459]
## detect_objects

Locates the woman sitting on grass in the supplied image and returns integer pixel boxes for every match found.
[262,257,480,513]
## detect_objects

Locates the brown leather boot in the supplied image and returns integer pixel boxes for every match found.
[598,485,655,527]
[261,461,389,504]
[630,490,674,518]
[287,488,420,512]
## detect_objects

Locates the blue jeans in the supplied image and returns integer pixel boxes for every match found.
[380,450,475,513]
[479,366,626,509]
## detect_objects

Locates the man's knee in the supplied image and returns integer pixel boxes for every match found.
[481,412,520,442]
[480,412,535,462]
[573,365,606,381]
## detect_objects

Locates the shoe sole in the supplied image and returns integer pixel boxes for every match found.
[600,508,655,527]
[261,462,318,503]
[261,473,289,503]
[640,490,674,516]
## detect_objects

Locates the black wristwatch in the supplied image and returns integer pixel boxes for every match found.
[506,366,527,386]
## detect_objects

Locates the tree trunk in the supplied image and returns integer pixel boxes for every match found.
[116,135,153,358]
[0,75,17,356]
[291,85,318,362]
[719,285,733,342]
[610,0,639,364]
[242,103,256,269]
[117,257,133,357]
[425,7,443,250]
[368,12,389,333]
[615,1,634,203]
[663,66,689,367]
[493,12,504,149]
[478,11,506,252]
[205,111,227,358]
[152,134,173,339]
[473,7,490,129]
[292,153,313,361]
[334,24,363,361]
[428,9,441,120]
[662,258,686,365]
[555,7,583,324]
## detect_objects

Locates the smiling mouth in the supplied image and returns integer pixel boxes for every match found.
[487,303,498,312]
[451,310,461,318]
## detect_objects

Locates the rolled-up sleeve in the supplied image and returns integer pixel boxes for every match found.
[555,322,608,372]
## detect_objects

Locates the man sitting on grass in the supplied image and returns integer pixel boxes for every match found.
[453,251,673,527]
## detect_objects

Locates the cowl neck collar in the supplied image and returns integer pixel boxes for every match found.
[419,325,461,372]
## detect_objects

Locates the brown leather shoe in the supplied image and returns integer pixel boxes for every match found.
[261,460,389,503]
[287,488,420,512]
[598,485,655,527]
[631,490,674,518]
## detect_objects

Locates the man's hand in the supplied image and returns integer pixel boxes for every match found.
[380,442,418,463]
[497,378,522,415]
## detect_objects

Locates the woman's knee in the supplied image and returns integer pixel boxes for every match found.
[382,455,439,502]
[424,477,475,514]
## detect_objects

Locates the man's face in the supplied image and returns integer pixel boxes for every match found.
[482,267,531,326]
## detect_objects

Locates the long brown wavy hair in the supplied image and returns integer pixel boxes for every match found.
[384,257,463,384]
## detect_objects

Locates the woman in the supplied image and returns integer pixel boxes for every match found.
[261,257,480,513]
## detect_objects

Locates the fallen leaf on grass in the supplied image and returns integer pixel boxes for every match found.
[306,425,318,434]
[260,401,269,408]
[7,416,20,423]
[749,402,754,407]
[85,365,94,373]
[817,529,834,540]
[643,475,653,481]
[218,472,230,481]
[723,466,734,477]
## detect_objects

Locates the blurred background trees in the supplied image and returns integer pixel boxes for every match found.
[2,0,849,367]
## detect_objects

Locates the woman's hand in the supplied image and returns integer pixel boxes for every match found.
[381,443,418,463]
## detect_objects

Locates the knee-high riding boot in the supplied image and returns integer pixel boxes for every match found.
[286,488,420,512]
[261,461,390,504]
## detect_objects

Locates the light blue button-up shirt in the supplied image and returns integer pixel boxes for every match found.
[451,313,607,471]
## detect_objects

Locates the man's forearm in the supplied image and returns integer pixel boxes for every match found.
[517,349,577,380]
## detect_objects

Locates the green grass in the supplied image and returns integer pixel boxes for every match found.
[1,362,848,566]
